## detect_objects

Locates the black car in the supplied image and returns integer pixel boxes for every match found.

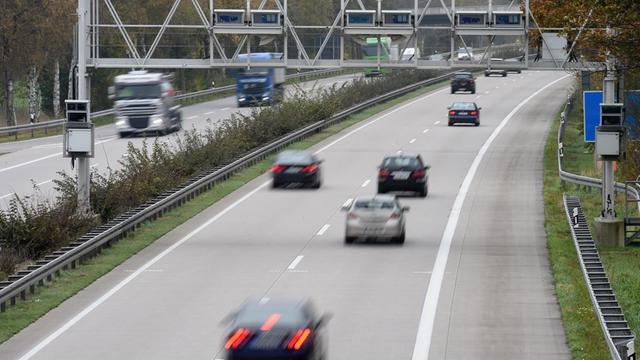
[271,150,322,188]
[450,72,476,94]
[448,102,481,126]
[223,298,330,360]
[377,153,430,197]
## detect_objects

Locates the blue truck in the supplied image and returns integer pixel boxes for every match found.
[235,53,286,107]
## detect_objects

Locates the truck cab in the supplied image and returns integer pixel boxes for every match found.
[235,53,286,107]
[111,71,182,138]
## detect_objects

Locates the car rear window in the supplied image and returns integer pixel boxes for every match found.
[454,74,472,79]
[235,305,306,328]
[451,103,476,110]
[354,200,395,209]
[382,156,422,169]
[276,152,313,164]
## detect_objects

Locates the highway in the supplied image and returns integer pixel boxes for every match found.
[0,71,572,359]
[0,73,359,206]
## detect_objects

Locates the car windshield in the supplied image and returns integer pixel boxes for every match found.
[451,103,476,110]
[115,84,162,99]
[237,67,270,76]
[382,156,422,169]
[276,152,314,165]
[354,199,395,209]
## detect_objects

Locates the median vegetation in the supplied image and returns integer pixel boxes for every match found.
[0,70,441,281]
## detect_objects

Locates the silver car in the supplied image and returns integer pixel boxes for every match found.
[342,195,408,244]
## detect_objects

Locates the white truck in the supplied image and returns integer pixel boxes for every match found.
[110,71,182,137]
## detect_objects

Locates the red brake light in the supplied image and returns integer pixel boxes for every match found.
[379,169,390,178]
[470,111,477,116]
[411,169,425,179]
[348,213,358,220]
[449,111,456,116]
[301,164,318,173]
[271,165,287,173]
[225,328,251,349]
[286,328,312,350]
[390,212,401,219]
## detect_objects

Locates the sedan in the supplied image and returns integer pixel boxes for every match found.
[343,195,409,244]
[271,150,322,189]
[377,153,429,197]
[448,102,481,126]
[223,298,330,360]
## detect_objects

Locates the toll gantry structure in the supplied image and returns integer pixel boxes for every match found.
[81,0,596,73]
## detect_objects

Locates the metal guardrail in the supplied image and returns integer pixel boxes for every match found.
[0,72,455,312]
[557,93,640,213]
[0,69,345,139]
[563,195,636,360]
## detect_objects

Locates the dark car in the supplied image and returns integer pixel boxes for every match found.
[271,150,322,189]
[448,102,481,126]
[377,153,430,197]
[450,72,476,94]
[223,298,330,360]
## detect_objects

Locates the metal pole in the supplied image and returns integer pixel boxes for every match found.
[77,0,91,214]
[450,0,455,66]
[524,0,529,68]
[602,55,616,219]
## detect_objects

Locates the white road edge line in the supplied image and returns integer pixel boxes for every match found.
[287,255,305,270]
[20,83,451,360]
[317,224,330,236]
[36,180,52,186]
[342,198,353,208]
[410,74,570,360]
[433,121,440,125]
[186,115,197,120]
[205,111,215,115]
[0,192,14,200]
[409,138,416,144]
[361,179,370,188]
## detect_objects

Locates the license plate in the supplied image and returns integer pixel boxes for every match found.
[285,167,301,174]
[392,171,410,180]
[364,227,383,235]
[458,112,468,115]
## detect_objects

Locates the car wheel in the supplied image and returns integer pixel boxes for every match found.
[393,232,405,244]
[484,72,489,77]
[271,181,280,189]
[118,132,129,138]
[474,120,480,126]
[502,73,507,77]
[345,236,355,244]
[448,120,454,126]
[311,180,321,189]
[419,186,428,198]
[451,88,455,94]
[377,185,386,194]
[471,88,476,94]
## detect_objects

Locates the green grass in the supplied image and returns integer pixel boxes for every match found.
[0,76,449,344]
[544,93,639,358]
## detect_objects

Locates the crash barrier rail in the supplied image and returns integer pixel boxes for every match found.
[624,181,640,243]
[0,71,455,312]
[0,69,346,139]
[557,92,640,213]
[563,195,636,360]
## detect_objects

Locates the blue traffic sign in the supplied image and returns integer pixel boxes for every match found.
[583,91,603,143]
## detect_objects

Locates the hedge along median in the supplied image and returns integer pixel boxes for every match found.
[0,70,451,343]
[0,70,443,281]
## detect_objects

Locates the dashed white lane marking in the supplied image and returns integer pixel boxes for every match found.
[433,121,440,125]
[221,107,230,111]
[361,179,371,187]
[409,138,417,144]
[342,198,353,208]
[287,255,305,270]
[485,91,490,94]
[423,129,430,134]
[205,111,215,115]
[317,224,330,236]
[475,95,481,100]
[36,179,52,186]
[410,74,571,360]
[186,115,197,120]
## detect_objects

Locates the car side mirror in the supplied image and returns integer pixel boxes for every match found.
[478,107,482,110]
[424,165,431,170]
[447,106,451,109]
[401,206,410,212]
[315,313,333,329]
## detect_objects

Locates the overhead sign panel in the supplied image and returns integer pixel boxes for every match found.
[583,91,603,142]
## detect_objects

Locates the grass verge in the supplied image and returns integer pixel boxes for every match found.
[0,77,448,344]
[544,93,639,358]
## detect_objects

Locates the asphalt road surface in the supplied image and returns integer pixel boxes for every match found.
[0,73,359,207]
[0,70,572,359]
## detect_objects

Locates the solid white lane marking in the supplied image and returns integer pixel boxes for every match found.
[411,74,571,360]
[205,111,215,115]
[475,95,481,100]
[313,87,449,154]
[361,179,371,187]
[317,224,330,236]
[433,121,440,125]
[287,255,305,270]
[342,198,353,208]
[0,193,14,200]
[32,143,62,149]
[221,107,230,111]
[423,129,430,134]
[36,179,52,186]
[186,115,197,120]
[409,138,416,144]
[18,179,272,360]
[21,84,453,359]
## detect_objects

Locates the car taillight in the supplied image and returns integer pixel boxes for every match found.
[286,328,312,350]
[449,111,456,116]
[411,169,425,179]
[348,213,358,220]
[470,111,477,116]
[390,212,401,219]
[271,165,287,173]
[225,328,251,350]
[379,169,390,178]
[301,164,318,173]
